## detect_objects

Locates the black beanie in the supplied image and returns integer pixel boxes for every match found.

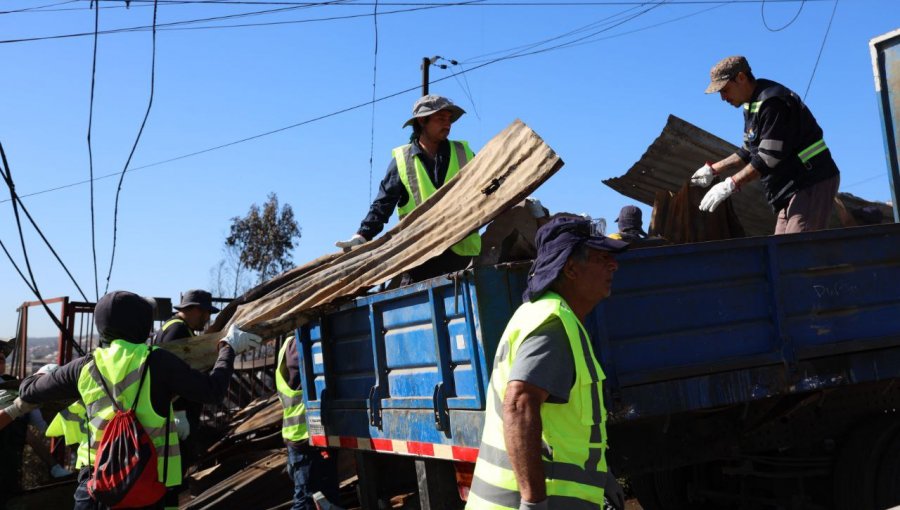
[94,291,153,344]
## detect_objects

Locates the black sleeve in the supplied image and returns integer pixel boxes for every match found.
[149,346,235,416]
[19,357,90,404]
[285,337,301,390]
[356,159,409,241]
[750,99,793,176]
[153,321,192,345]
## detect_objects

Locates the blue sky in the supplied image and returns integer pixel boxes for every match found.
[0,0,896,337]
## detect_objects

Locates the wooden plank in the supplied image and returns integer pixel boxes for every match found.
[162,120,564,369]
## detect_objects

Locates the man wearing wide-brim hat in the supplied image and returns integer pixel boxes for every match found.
[335,94,481,282]
[467,216,627,510]
[690,55,840,234]
[153,289,220,345]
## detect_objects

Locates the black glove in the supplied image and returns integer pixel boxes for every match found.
[604,474,625,510]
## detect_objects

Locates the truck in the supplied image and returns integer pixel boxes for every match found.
[295,29,900,510]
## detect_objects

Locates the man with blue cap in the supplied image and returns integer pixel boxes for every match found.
[467,216,628,510]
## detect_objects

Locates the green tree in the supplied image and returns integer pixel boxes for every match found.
[225,193,301,283]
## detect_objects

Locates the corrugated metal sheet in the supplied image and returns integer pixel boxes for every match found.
[602,114,777,237]
[603,115,895,237]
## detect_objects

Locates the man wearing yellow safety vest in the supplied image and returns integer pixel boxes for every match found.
[276,335,338,509]
[691,56,840,233]
[152,289,221,472]
[335,94,481,283]
[16,290,261,509]
[467,216,628,510]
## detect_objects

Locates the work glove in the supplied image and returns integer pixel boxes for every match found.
[220,324,262,354]
[604,475,626,510]
[524,197,548,219]
[690,162,717,188]
[36,363,59,376]
[519,499,548,510]
[2,397,37,421]
[335,234,366,249]
[699,177,738,213]
[173,410,190,440]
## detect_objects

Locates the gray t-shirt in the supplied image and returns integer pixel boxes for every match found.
[508,316,575,403]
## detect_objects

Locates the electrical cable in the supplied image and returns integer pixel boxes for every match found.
[368,0,378,202]
[802,0,837,101]
[88,0,101,302]
[105,0,160,294]
[0,141,86,357]
[0,0,79,14]
[0,0,358,44]
[3,0,727,203]
[760,0,804,31]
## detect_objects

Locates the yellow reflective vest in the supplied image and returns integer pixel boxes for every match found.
[276,337,308,442]
[467,292,611,510]
[46,400,89,469]
[394,140,481,256]
[77,340,181,487]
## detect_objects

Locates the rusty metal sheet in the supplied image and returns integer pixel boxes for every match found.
[164,120,564,369]
[603,115,894,238]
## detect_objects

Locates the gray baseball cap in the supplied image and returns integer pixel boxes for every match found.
[705,56,751,94]
[402,95,466,128]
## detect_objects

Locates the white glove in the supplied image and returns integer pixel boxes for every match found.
[173,410,190,440]
[36,363,59,376]
[220,324,262,354]
[699,177,737,213]
[519,499,548,510]
[524,197,547,219]
[604,475,626,510]
[335,234,365,249]
[3,397,37,421]
[690,163,717,188]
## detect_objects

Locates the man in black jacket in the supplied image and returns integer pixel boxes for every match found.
[691,56,840,234]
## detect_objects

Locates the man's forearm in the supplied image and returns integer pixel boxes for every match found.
[503,390,546,502]
[711,153,746,174]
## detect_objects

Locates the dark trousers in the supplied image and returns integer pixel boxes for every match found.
[286,443,338,510]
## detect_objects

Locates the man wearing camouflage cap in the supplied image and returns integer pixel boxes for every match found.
[691,56,840,234]
[335,94,481,281]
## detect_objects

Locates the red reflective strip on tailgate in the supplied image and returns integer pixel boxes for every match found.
[406,441,434,456]
[310,435,327,447]
[339,436,358,449]
[452,446,479,462]
[371,438,394,452]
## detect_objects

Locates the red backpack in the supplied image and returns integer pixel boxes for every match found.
[87,349,170,508]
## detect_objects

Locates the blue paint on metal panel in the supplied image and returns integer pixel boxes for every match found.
[384,327,438,368]
[871,29,900,221]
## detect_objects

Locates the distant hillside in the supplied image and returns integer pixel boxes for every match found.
[26,336,59,348]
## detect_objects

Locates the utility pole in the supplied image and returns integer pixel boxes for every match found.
[421,57,430,96]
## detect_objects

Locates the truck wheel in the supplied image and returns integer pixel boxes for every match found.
[874,425,900,509]
[833,417,900,510]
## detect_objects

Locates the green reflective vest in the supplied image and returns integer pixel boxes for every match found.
[46,400,89,469]
[275,337,308,442]
[77,340,181,487]
[394,140,481,257]
[467,292,610,510]
[162,318,193,337]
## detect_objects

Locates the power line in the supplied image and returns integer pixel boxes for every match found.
[760,0,805,31]
[802,0,837,101]
[4,0,729,203]
[105,0,160,293]
[0,0,357,44]
[0,0,79,14]
[87,0,102,302]
[0,141,87,356]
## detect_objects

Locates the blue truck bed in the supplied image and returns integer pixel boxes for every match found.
[298,223,900,469]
